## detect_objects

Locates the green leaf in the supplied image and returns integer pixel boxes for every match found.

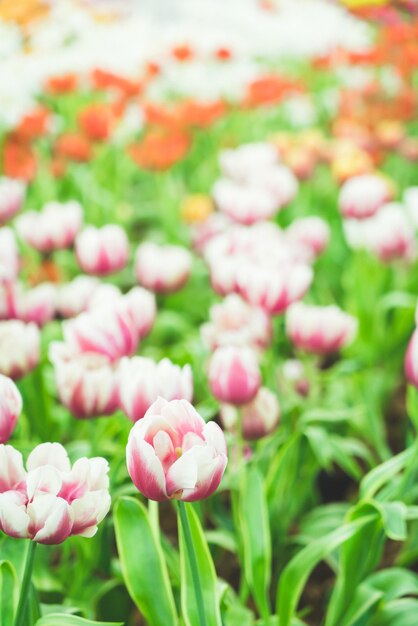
[336,583,382,626]
[359,449,414,500]
[370,598,418,626]
[238,466,271,619]
[276,516,375,626]
[373,502,408,541]
[114,496,178,626]
[0,560,18,626]
[178,503,222,626]
[366,568,418,602]
[35,616,122,626]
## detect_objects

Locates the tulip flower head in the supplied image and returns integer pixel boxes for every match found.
[119,357,193,422]
[0,321,40,379]
[212,178,278,225]
[219,142,278,182]
[0,375,22,443]
[0,227,19,284]
[208,345,261,405]
[220,387,280,440]
[16,201,83,253]
[405,330,418,389]
[0,177,25,224]
[286,302,358,354]
[339,174,392,219]
[126,398,227,501]
[0,442,110,543]
[75,225,129,276]
[135,242,192,294]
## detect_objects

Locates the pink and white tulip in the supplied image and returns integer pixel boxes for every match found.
[0,321,40,379]
[219,142,278,182]
[212,178,278,225]
[75,225,129,276]
[0,442,110,543]
[220,387,280,440]
[13,283,56,326]
[339,174,392,219]
[405,330,418,389]
[208,345,261,405]
[126,398,227,502]
[0,177,25,224]
[247,165,298,208]
[286,217,330,261]
[286,302,358,354]
[50,343,119,419]
[119,357,193,422]
[135,242,192,294]
[0,375,22,443]
[57,276,101,318]
[16,201,83,253]
[201,294,272,351]
[0,228,19,284]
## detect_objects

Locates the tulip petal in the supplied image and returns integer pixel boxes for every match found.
[165,448,199,497]
[0,444,25,491]
[26,442,71,472]
[0,490,30,538]
[71,489,111,537]
[26,466,62,500]
[203,421,228,456]
[28,494,73,545]
[127,437,167,501]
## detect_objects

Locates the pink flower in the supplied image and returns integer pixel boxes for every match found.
[286,217,330,261]
[238,263,313,315]
[13,283,56,326]
[126,398,227,502]
[0,321,40,379]
[219,142,278,182]
[286,302,358,354]
[16,201,83,253]
[57,276,101,318]
[282,359,310,396]
[63,303,139,363]
[208,345,261,405]
[247,165,298,208]
[405,330,418,389]
[119,357,193,422]
[0,442,110,543]
[212,178,278,225]
[109,287,156,340]
[0,177,25,224]
[49,343,119,419]
[201,294,272,351]
[339,174,392,219]
[191,213,231,255]
[220,387,280,440]
[135,242,192,294]
[75,225,129,276]
[0,228,19,284]
[0,375,22,443]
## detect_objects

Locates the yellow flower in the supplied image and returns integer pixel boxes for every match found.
[181,194,214,224]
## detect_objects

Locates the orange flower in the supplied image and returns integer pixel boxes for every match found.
[144,61,161,79]
[176,100,227,128]
[3,139,37,181]
[214,47,232,61]
[128,130,190,170]
[15,107,49,141]
[172,44,194,62]
[45,73,78,95]
[143,102,179,129]
[181,194,214,224]
[244,74,304,107]
[55,133,92,162]
[78,103,114,142]
[91,68,142,98]
[50,156,67,178]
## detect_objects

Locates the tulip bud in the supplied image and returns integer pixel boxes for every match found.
[0,228,19,284]
[201,294,272,351]
[16,201,83,253]
[116,287,156,340]
[219,142,278,182]
[13,283,57,326]
[208,346,261,405]
[0,321,40,379]
[0,442,110,543]
[75,225,129,276]
[286,302,358,354]
[247,164,298,207]
[282,358,310,396]
[0,177,25,224]
[286,217,330,260]
[126,398,227,501]
[49,343,119,419]
[405,330,418,389]
[119,357,193,422]
[191,213,231,255]
[220,387,279,440]
[57,276,101,318]
[212,178,278,225]
[135,242,192,293]
[0,375,22,443]
[339,174,392,219]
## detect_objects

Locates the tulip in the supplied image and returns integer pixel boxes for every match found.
[286,302,358,354]
[0,321,40,379]
[108,287,156,340]
[16,201,83,253]
[13,283,57,326]
[213,178,278,225]
[57,276,101,318]
[135,242,192,293]
[49,343,119,419]
[282,358,310,396]
[208,345,261,405]
[0,375,22,443]
[75,225,129,276]
[0,442,110,543]
[119,357,193,422]
[0,227,19,284]
[338,174,392,219]
[403,187,418,230]
[247,165,298,207]
[0,177,25,224]
[220,387,280,440]
[201,294,272,351]
[238,263,313,315]
[87,283,122,311]
[191,213,231,254]
[126,398,227,501]
[405,330,418,389]
[219,142,278,182]
[63,302,140,363]
[286,217,330,260]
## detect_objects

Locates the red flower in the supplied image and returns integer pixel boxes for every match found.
[172,44,194,62]
[55,133,92,162]
[45,73,78,95]
[15,107,49,141]
[3,139,37,181]
[78,104,114,142]
[91,69,142,98]
[128,130,190,170]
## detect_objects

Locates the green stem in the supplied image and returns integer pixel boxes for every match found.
[15,541,37,626]
[148,500,160,540]
[178,501,208,626]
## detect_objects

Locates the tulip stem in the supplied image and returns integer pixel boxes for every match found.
[14,540,37,626]
[148,500,160,539]
[178,501,208,626]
